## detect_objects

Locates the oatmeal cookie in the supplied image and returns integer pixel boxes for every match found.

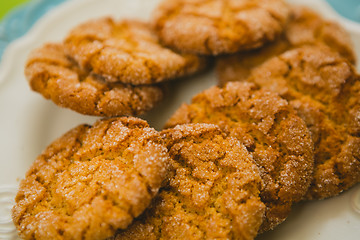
[165,82,314,231]
[64,18,208,85]
[152,0,290,55]
[216,6,356,85]
[25,43,165,117]
[247,46,360,200]
[12,117,170,240]
[112,123,265,240]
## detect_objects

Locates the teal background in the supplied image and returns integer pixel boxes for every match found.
[0,0,66,58]
[326,0,360,23]
[0,0,29,19]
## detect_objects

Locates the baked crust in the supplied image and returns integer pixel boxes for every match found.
[112,123,265,240]
[165,82,314,231]
[216,6,356,86]
[247,46,360,199]
[12,117,170,240]
[152,0,290,55]
[64,18,208,85]
[25,43,165,117]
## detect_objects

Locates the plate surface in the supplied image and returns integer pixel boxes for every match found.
[0,0,359,239]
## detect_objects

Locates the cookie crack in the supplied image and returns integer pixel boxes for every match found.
[279,53,355,140]
[258,4,287,27]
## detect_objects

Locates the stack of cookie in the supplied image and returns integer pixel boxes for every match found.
[12,0,360,240]
[25,18,208,117]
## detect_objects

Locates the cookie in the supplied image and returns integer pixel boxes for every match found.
[247,45,360,200]
[112,123,265,240]
[25,43,165,117]
[165,82,314,231]
[152,0,290,55]
[216,6,356,86]
[12,117,170,240]
[64,18,208,85]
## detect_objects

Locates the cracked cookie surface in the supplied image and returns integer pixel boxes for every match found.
[64,18,208,85]
[247,46,360,200]
[25,43,165,117]
[216,6,356,86]
[12,117,170,240]
[165,82,314,231]
[112,123,265,240]
[152,0,290,55]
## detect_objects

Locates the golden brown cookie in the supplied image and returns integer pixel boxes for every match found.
[12,117,170,240]
[165,82,314,231]
[247,45,360,200]
[25,43,165,117]
[152,0,290,55]
[64,18,208,85]
[216,6,356,86]
[112,123,265,240]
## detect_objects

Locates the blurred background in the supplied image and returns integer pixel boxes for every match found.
[0,0,29,20]
[0,0,65,58]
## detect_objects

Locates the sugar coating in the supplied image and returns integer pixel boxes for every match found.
[165,82,314,231]
[112,123,265,240]
[12,117,170,240]
[152,0,290,55]
[216,6,356,86]
[247,46,360,200]
[25,43,165,117]
[64,18,208,85]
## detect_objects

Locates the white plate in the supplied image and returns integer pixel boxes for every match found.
[0,0,359,239]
